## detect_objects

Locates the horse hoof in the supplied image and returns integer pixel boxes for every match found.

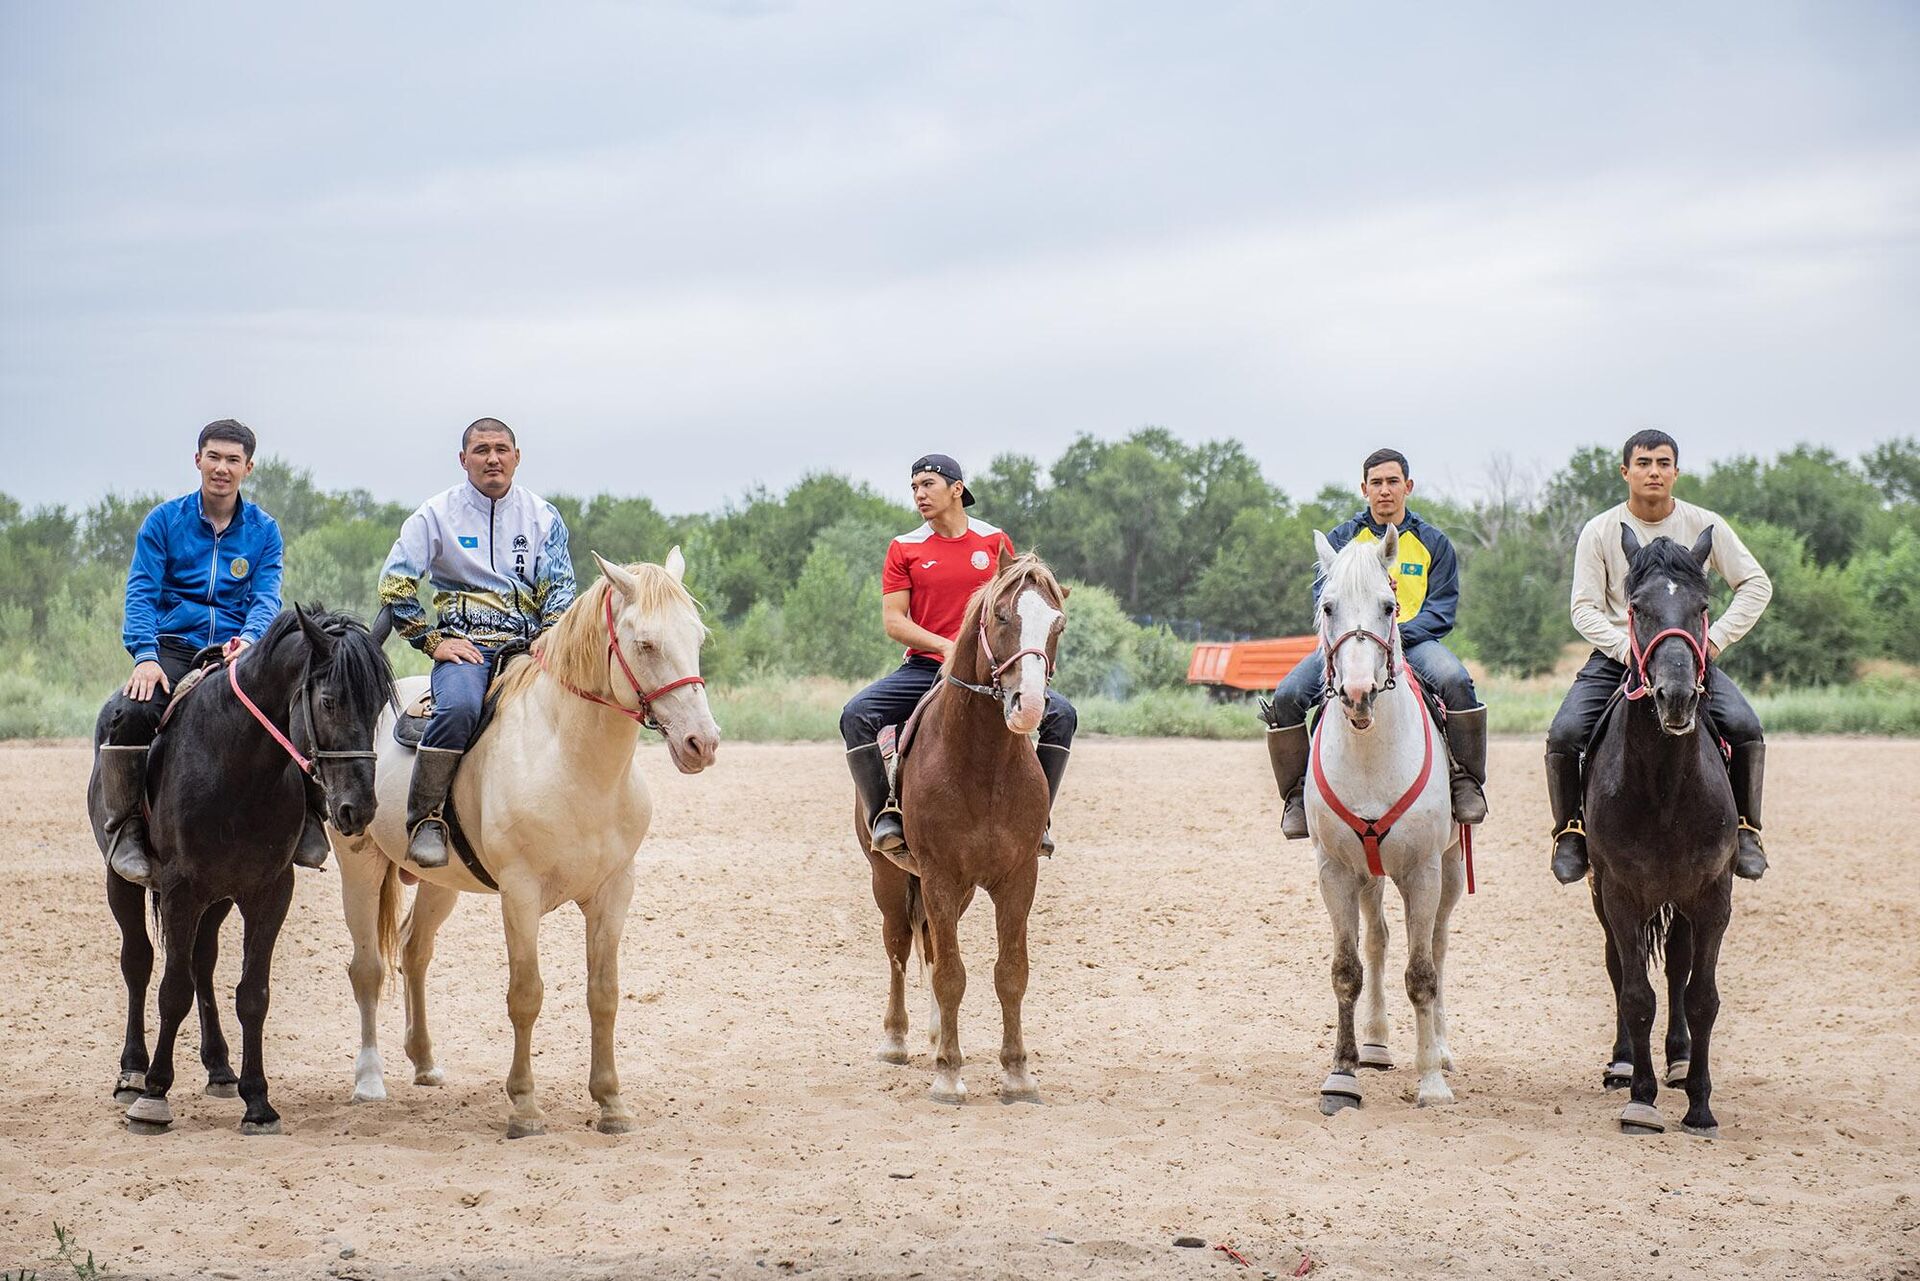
[595,1115,636,1135]
[1319,1072,1362,1115]
[929,1081,967,1106]
[205,1081,239,1099]
[113,1088,143,1107]
[126,1118,172,1136]
[1000,1087,1043,1105]
[1619,1101,1665,1134]
[350,1084,387,1104]
[875,1045,910,1066]
[126,1095,173,1126]
[1602,1061,1633,1090]
[414,1067,446,1087]
[506,1117,547,1139]
[241,1118,283,1136]
[1681,1123,1719,1139]
[1664,1060,1690,1087]
[1358,1043,1393,1071]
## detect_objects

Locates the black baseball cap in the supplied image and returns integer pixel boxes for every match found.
[909,453,976,507]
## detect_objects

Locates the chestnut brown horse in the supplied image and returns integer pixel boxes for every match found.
[858,551,1067,1105]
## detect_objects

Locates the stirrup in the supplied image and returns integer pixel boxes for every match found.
[1555,819,1586,842]
[1736,818,1764,850]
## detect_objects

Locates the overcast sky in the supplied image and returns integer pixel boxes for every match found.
[3,1,1916,516]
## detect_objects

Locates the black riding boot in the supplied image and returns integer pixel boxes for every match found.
[847,743,905,856]
[294,778,331,870]
[1730,742,1768,881]
[405,746,462,869]
[98,744,156,888]
[1546,750,1588,884]
[1445,705,1488,825]
[1265,721,1310,840]
[1037,744,1069,856]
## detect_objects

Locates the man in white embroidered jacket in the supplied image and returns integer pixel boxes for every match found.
[1546,429,1774,886]
[377,418,576,867]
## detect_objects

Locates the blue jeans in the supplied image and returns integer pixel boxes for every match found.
[422,650,495,750]
[1268,639,1478,727]
[840,657,1077,750]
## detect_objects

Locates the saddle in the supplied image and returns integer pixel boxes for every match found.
[875,682,946,801]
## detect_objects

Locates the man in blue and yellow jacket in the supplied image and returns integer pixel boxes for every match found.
[96,419,329,886]
[1263,448,1488,838]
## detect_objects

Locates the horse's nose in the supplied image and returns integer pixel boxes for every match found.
[334,801,361,833]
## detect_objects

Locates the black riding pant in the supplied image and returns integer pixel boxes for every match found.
[101,639,204,747]
[839,656,1077,751]
[1546,650,1763,759]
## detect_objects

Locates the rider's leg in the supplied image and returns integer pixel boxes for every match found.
[406,652,490,868]
[839,659,940,855]
[1263,652,1325,840]
[1036,692,1076,856]
[294,776,333,871]
[1707,670,1768,880]
[1405,640,1486,825]
[1546,652,1626,884]
[97,641,197,888]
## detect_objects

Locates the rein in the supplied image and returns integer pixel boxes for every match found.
[534,588,706,735]
[945,590,1058,704]
[1320,576,1401,698]
[1622,607,1710,703]
[227,651,378,780]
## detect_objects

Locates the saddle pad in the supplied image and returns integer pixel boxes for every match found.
[154,659,223,734]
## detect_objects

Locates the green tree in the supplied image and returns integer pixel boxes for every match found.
[1687,446,1877,568]
[1863,436,1920,507]
[1185,506,1320,638]
[1713,520,1863,686]
[284,519,395,621]
[1052,581,1140,700]
[783,543,895,681]
[1457,527,1570,677]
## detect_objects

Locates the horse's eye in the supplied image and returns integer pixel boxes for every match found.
[1383,602,1395,615]
[1322,603,1333,616]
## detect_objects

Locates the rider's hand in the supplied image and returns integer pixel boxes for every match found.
[223,637,250,659]
[124,660,170,701]
[434,637,486,665]
[935,637,955,661]
[1708,641,1721,661]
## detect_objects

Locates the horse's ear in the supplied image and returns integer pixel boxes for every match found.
[1620,524,1643,561]
[1378,523,1399,568]
[1314,530,1338,575]
[664,545,686,583]
[997,543,1015,574]
[592,551,642,603]
[1690,526,1714,567]
[295,603,335,655]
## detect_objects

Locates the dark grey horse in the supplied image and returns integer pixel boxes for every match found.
[88,605,393,1135]
[1584,527,1738,1138]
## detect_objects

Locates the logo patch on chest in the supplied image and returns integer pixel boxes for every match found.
[1400,562,1423,577]
[458,536,480,549]
[971,550,990,570]
[229,557,250,579]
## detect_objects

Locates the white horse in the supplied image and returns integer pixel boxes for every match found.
[1306,527,1466,1115]
[334,549,719,1137]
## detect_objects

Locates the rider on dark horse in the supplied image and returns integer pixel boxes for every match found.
[1264,447,1489,838]
[1547,429,1774,885]
[97,419,330,888]
[376,417,577,868]
[841,453,1076,858]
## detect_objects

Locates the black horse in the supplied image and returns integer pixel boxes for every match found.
[87,605,394,1135]
[1584,527,1738,1138]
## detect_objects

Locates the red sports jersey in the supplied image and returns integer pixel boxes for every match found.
[881,518,1017,659]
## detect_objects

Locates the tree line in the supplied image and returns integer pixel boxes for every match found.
[4,432,1918,736]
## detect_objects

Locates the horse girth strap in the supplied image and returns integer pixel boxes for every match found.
[1309,668,1437,879]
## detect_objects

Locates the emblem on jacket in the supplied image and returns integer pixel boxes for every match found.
[971,550,990,570]
[459,536,480,549]
[230,557,250,578]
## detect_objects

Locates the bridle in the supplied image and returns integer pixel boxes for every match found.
[227,648,378,803]
[1622,606,1710,702]
[945,586,1059,707]
[1321,583,1401,702]
[535,588,707,735]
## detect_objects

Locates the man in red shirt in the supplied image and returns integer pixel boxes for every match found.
[842,454,1076,856]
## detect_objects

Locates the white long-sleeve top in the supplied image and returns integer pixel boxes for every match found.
[1570,499,1772,664]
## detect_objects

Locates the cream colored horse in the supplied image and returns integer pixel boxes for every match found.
[335,550,719,1137]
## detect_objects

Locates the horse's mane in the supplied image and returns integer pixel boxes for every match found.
[1625,535,1709,598]
[256,604,396,724]
[948,552,1064,673]
[492,563,705,705]
[1317,535,1393,641]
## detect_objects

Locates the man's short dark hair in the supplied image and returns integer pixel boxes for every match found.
[1362,448,1410,480]
[462,417,517,450]
[1622,429,1679,468]
[198,419,256,459]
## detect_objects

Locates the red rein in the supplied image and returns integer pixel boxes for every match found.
[535,589,706,733]
[227,657,314,775]
[1623,607,1710,702]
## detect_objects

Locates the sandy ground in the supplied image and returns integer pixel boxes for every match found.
[1,736,1916,1280]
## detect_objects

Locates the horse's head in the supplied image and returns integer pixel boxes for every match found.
[1314,527,1401,731]
[591,548,721,773]
[1622,526,1714,736]
[292,604,396,836]
[960,548,1067,736]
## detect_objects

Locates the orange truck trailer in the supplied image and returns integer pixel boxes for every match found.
[1186,636,1318,697]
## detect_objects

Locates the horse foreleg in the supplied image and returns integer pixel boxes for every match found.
[1664,912,1695,1086]
[1600,891,1663,1133]
[500,878,548,1138]
[1396,865,1452,1107]
[193,899,238,1097]
[1680,880,1731,1138]
[107,871,153,1104]
[1358,877,1392,1068]
[232,869,294,1135]
[1593,873,1633,1088]
[402,881,460,1086]
[1430,839,1467,1074]
[991,867,1040,1104]
[925,881,972,1105]
[580,864,637,1135]
[1317,854,1365,1114]
[870,855,913,1065]
[339,842,391,1103]
[127,895,206,1134]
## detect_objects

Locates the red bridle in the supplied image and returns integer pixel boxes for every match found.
[1622,607,1710,702]
[535,589,706,734]
[1322,601,1400,696]
[977,617,1056,682]
[227,652,378,778]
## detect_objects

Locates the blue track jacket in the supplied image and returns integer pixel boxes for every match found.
[122,491,285,663]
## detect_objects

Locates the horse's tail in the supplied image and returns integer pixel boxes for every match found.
[1641,902,1675,968]
[375,859,403,988]
[906,873,930,974]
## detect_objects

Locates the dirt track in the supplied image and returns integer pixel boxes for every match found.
[2,737,1916,1280]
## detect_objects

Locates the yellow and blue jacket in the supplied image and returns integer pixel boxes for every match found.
[1315,509,1461,650]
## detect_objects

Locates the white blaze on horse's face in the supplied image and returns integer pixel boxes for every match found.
[592,549,721,773]
[1004,587,1059,736]
[1316,526,1400,731]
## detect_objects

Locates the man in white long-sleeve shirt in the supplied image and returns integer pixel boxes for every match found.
[1547,429,1774,885]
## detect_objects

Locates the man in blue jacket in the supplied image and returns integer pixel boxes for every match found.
[1262,448,1488,838]
[96,419,328,886]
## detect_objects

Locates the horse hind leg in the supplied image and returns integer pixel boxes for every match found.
[1396,866,1453,1107]
[500,879,549,1138]
[402,881,461,1087]
[1663,911,1694,1087]
[128,895,208,1134]
[580,865,638,1135]
[872,859,914,1065]
[1317,857,1365,1114]
[1357,878,1393,1070]
[232,870,295,1135]
[108,871,154,1105]
[193,899,239,1097]
[991,869,1041,1104]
